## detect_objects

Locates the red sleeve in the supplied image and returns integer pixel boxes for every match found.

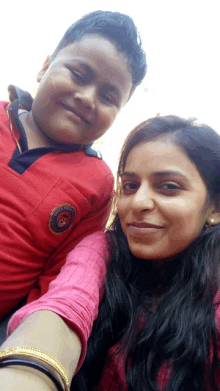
[7,232,109,371]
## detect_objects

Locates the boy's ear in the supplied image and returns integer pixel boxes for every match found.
[37,55,52,82]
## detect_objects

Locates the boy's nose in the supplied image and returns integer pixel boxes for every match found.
[74,86,96,111]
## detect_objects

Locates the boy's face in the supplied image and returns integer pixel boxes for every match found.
[32,34,133,145]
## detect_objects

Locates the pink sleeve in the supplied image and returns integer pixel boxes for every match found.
[7,232,109,371]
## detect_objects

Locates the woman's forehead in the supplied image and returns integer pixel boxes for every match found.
[124,139,204,183]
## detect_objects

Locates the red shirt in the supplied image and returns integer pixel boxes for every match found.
[0,101,114,320]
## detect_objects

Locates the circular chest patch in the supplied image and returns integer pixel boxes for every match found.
[49,204,76,235]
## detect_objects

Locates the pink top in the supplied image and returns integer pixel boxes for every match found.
[8,232,220,390]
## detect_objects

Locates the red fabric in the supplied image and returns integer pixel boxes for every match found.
[8,232,220,389]
[0,101,114,320]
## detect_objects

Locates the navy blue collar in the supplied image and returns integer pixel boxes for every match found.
[8,85,101,159]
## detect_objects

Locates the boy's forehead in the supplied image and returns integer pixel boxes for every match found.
[60,33,117,53]
[57,34,128,69]
[53,34,133,103]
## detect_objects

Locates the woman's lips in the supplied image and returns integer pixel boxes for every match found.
[127,222,164,234]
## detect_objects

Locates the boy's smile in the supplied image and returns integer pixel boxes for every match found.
[21,34,133,147]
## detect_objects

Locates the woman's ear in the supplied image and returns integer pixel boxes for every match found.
[37,55,52,82]
[206,211,220,227]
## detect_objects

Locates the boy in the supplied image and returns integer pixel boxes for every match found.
[0,10,146,322]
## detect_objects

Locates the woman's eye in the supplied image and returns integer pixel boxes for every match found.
[121,182,138,194]
[159,182,182,193]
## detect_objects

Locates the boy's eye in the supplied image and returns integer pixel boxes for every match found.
[71,70,85,83]
[100,86,118,106]
[102,94,115,105]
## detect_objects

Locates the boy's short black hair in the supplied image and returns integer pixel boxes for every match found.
[52,10,147,89]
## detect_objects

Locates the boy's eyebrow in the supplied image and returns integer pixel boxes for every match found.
[69,61,93,77]
[106,85,119,96]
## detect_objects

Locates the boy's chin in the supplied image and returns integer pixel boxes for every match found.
[44,132,91,146]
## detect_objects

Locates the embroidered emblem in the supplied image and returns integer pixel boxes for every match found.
[49,204,76,235]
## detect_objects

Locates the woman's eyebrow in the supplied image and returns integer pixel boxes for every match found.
[120,171,136,178]
[153,170,190,181]
[120,170,190,182]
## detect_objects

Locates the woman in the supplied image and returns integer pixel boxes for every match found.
[1,115,220,391]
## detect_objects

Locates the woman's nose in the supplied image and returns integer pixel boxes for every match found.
[131,185,155,212]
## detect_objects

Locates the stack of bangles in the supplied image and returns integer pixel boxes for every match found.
[0,347,70,391]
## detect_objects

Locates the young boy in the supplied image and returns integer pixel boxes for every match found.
[0,10,146,322]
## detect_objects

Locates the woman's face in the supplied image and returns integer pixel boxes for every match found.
[117,138,213,260]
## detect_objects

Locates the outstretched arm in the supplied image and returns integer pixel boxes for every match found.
[0,232,108,390]
[0,310,81,390]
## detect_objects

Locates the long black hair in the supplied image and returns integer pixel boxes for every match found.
[72,116,220,390]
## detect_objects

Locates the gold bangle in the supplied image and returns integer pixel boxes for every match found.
[0,347,70,391]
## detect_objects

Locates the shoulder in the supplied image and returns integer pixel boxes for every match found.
[75,231,108,245]
[67,232,110,262]
[0,101,8,109]
[0,101,9,124]
[81,148,114,181]
[61,151,114,193]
